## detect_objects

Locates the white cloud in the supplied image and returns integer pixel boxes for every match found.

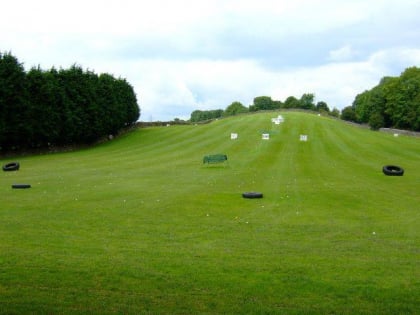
[329,45,358,62]
[368,48,420,73]
[133,48,419,120]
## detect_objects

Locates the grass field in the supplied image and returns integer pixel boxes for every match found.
[1,112,419,314]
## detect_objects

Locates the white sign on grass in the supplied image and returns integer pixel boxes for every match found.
[300,135,308,141]
[271,115,284,124]
[262,133,270,140]
[231,133,238,139]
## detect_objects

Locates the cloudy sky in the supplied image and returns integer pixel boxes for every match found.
[1,0,419,121]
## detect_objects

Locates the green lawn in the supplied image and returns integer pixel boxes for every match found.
[1,112,419,314]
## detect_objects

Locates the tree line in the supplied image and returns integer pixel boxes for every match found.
[191,66,419,132]
[0,52,140,152]
[190,93,339,122]
[341,67,419,131]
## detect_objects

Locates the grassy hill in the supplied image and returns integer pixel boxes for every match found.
[1,112,419,314]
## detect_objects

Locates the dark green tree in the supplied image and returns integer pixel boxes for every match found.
[341,106,357,122]
[273,100,283,108]
[224,101,248,116]
[0,52,140,151]
[284,96,300,109]
[26,66,63,147]
[383,67,420,130]
[353,90,371,123]
[249,96,277,111]
[316,101,330,112]
[352,67,420,131]
[353,85,387,128]
[330,107,340,118]
[0,52,29,150]
[368,112,385,130]
[299,93,316,110]
[190,109,223,122]
[114,77,140,129]
[190,110,202,122]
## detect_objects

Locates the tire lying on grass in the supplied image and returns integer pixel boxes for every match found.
[383,165,404,176]
[2,162,20,171]
[12,184,31,189]
[242,192,263,199]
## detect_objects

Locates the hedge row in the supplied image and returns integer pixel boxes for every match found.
[0,52,140,151]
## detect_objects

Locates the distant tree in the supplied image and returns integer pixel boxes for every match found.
[190,109,223,122]
[330,107,340,118]
[341,106,357,122]
[353,90,371,123]
[316,101,330,113]
[368,112,385,130]
[249,96,277,111]
[353,84,388,128]
[383,67,420,130]
[299,93,316,110]
[284,96,300,109]
[190,110,203,122]
[224,101,248,116]
[273,100,283,108]
[352,66,420,131]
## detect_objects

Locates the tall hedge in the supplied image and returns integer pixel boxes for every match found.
[0,52,140,151]
[0,52,29,149]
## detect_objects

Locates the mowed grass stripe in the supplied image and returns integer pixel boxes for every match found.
[0,111,419,314]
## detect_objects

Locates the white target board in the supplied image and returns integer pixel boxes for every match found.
[231,133,238,140]
[300,135,308,141]
[262,133,270,140]
[271,115,284,124]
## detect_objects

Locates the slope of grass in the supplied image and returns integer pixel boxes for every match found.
[1,112,419,314]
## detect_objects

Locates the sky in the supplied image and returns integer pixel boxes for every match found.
[1,0,419,121]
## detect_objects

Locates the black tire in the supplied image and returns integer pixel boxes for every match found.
[383,165,404,176]
[12,184,31,189]
[242,192,263,199]
[2,162,20,171]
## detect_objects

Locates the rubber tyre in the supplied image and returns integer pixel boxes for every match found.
[2,162,20,171]
[242,192,263,199]
[12,184,31,189]
[383,165,404,176]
